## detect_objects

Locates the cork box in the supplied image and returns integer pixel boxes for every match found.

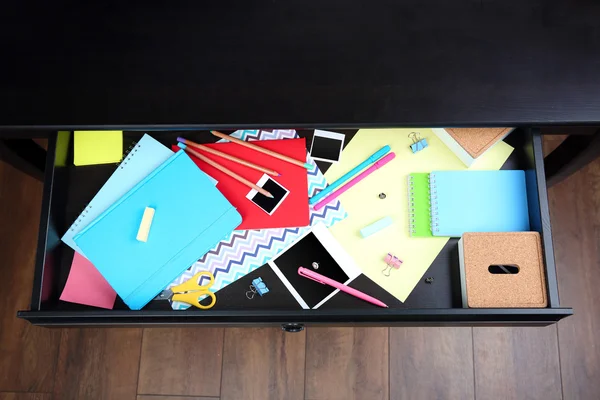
[432,127,513,166]
[458,232,547,308]
[444,128,513,159]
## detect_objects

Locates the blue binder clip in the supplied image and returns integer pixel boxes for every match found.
[409,132,428,153]
[246,277,269,299]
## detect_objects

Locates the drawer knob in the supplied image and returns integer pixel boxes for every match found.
[281,323,304,333]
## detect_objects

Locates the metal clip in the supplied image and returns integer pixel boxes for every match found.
[382,253,403,276]
[246,277,269,299]
[409,132,428,153]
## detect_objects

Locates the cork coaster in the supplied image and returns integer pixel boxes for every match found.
[463,232,547,308]
[445,128,512,158]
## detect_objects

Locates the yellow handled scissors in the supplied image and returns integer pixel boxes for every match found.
[154,271,216,309]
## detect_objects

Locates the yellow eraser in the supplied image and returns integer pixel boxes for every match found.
[136,207,155,242]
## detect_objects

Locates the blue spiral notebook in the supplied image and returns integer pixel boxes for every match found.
[73,150,242,309]
[429,170,530,237]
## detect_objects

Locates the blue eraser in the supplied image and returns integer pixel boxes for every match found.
[177,142,187,149]
[360,216,393,238]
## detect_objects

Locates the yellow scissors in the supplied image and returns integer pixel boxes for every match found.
[154,271,216,309]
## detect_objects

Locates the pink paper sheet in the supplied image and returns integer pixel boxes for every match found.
[60,252,117,309]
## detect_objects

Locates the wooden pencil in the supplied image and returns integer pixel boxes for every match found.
[181,145,274,198]
[177,137,280,177]
[210,130,311,170]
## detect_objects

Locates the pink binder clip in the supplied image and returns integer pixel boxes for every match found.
[383,253,403,276]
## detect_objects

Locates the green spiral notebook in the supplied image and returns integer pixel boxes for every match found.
[408,173,433,237]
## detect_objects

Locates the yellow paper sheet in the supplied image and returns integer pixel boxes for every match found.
[325,128,514,302]
[74,130,123,166]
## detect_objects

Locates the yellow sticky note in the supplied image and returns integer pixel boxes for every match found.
[325,128,514,302]
[74,131,123,166]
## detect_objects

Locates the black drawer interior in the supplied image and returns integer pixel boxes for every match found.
[19,128,572,326]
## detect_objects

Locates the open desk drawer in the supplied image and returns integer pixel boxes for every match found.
[18,128,573,328]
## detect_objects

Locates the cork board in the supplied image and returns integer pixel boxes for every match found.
[463,232,547,308]
[445,128,512,158]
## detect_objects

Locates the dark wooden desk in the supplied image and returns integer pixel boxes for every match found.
[1,2,600,183]
[0,2,593,327]
[1,1,600,128]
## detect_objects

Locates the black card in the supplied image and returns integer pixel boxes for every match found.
[268,224,360,308]
[310,130,345,163]
[247,175,289,215]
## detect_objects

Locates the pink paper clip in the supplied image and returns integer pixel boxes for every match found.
[383,253,403,276]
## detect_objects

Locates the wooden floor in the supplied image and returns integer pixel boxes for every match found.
[1,137,599,400]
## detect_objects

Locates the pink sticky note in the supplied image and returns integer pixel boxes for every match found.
[60,252,117,309]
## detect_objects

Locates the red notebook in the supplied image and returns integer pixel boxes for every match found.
[173,137,309,230]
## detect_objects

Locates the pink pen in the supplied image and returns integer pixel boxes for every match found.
[313,152,396,211]
[298,267,388,308]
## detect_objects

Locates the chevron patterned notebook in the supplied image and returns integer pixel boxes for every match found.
[408,173,433,237]
[168,129,348,310]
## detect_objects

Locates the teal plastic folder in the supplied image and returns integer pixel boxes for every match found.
[429,170,530,237]
[74,150,242,310]
[62,134,174,255]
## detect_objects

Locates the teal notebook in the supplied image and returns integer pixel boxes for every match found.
[74,150,242,310]
[62,134,174,255]
[429,170,529,237]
